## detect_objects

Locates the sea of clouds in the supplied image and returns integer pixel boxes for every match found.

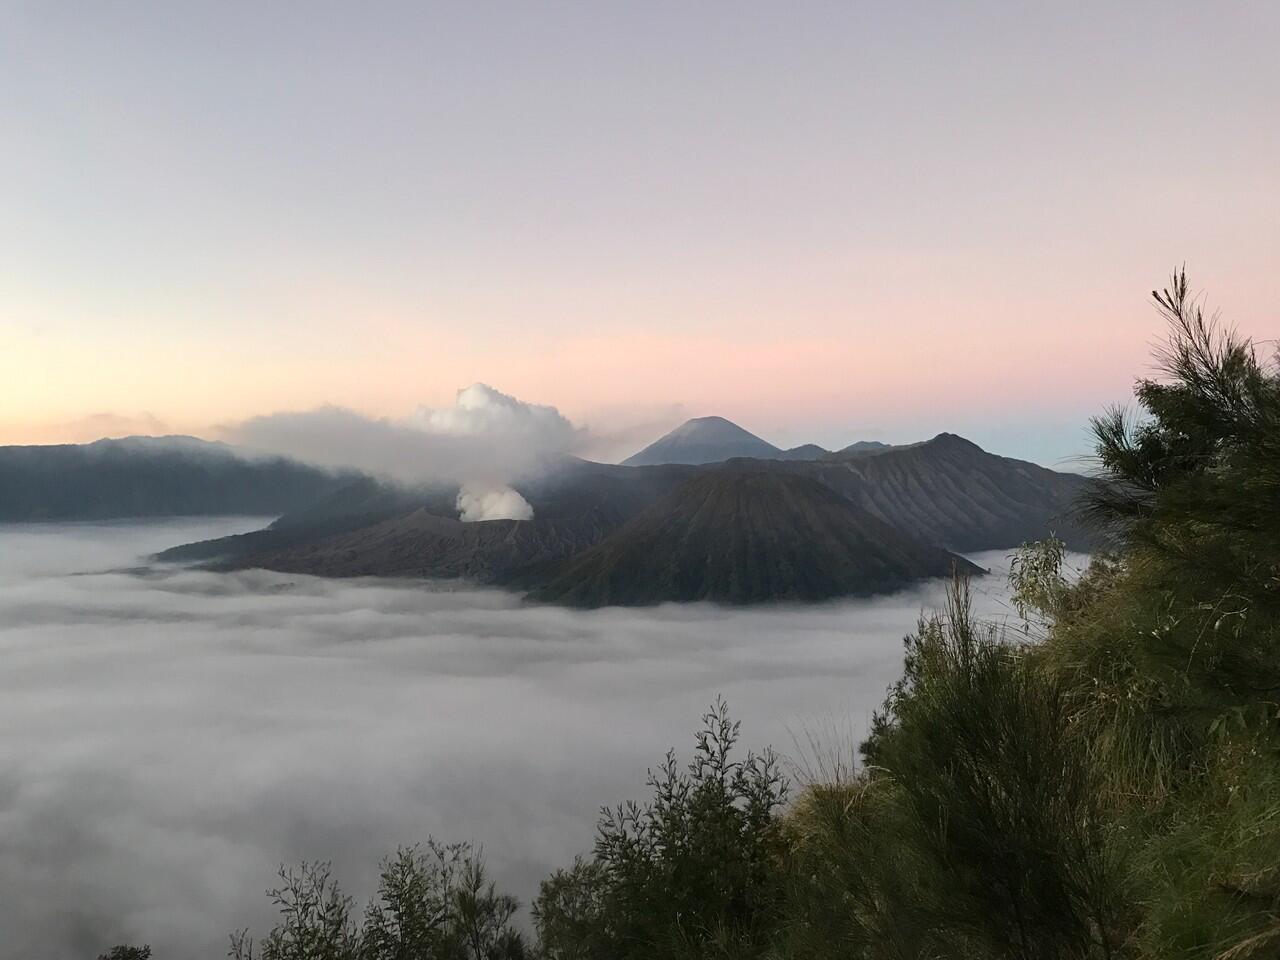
[0,518,1056,959]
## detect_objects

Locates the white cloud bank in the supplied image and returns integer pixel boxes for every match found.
[225,385,581,519]
[0,518,1047,960]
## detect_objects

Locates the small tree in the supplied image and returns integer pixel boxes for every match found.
[538,700,789,959]
[862,577,1123,959]
[1088,267,1280,615]
[229,861,358,960]
[98,948,152,960]
[231,842,526,960]
[533,857,609,960]
[1009,534,1070,631]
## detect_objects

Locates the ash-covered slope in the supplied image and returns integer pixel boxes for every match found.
[237,508,606,581]
[784,433,1097,551]
[518,469,980,607]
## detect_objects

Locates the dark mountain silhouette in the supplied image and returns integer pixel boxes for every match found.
[0,436,353,522]
[518,469,980,606]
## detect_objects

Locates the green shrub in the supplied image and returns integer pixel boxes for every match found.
[230,842,526,960]
[535,699,789,959]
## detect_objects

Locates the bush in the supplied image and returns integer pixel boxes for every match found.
[230,842,526,960]
[867,578,1123,958]
[98,948,152,960]
[535,699,789,959]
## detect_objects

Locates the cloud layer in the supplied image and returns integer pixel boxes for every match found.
[225,384,581,488]
[0,519,1044,960]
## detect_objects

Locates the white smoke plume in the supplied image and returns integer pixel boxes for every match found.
[225,384,581,520]
[456,483,534,522]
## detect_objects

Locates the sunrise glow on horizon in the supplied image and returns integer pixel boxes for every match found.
[4,2,1278,465]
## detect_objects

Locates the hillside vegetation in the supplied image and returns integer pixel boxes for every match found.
[103,271,1280,959]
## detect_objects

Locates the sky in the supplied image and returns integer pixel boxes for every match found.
[2,1,1278,466]
[0,516,1070,958]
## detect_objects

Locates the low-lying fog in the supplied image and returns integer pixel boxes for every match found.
[0,518,1058,959]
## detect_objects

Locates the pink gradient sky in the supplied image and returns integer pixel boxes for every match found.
[3,2,1277,465]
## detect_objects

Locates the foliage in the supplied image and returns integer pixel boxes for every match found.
[230,843,526,960]
[784,269,1280,960]
[862,578,1122,959]
[531,858,609,960]
[534,698,789,959]
[784,776,935,959]
[230,861,358,960]
[1009,533,1070,629]
[98,948,152,960]
[1088,267,1280,616]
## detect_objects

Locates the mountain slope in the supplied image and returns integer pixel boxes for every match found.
[622,417,782,466]
[519,468,980,607]
[155,474,440,563]
[233,508,608,581]
[779,443,829,460]
[0,436,352,521]
[787,433,1097,550]
[832,440,893,457]
[158,458,697,567]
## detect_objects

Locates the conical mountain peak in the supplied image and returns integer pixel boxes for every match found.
[622,417,781,466]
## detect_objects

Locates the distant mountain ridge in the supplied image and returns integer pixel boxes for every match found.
[0,436,353,522]
[158,431,1098,607]
[6,425,1097,606]
[780,443,829,460]
[788,432,1097,551]
[622,417,787,466]
[620,415,896,467]
[833,440,893,457]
